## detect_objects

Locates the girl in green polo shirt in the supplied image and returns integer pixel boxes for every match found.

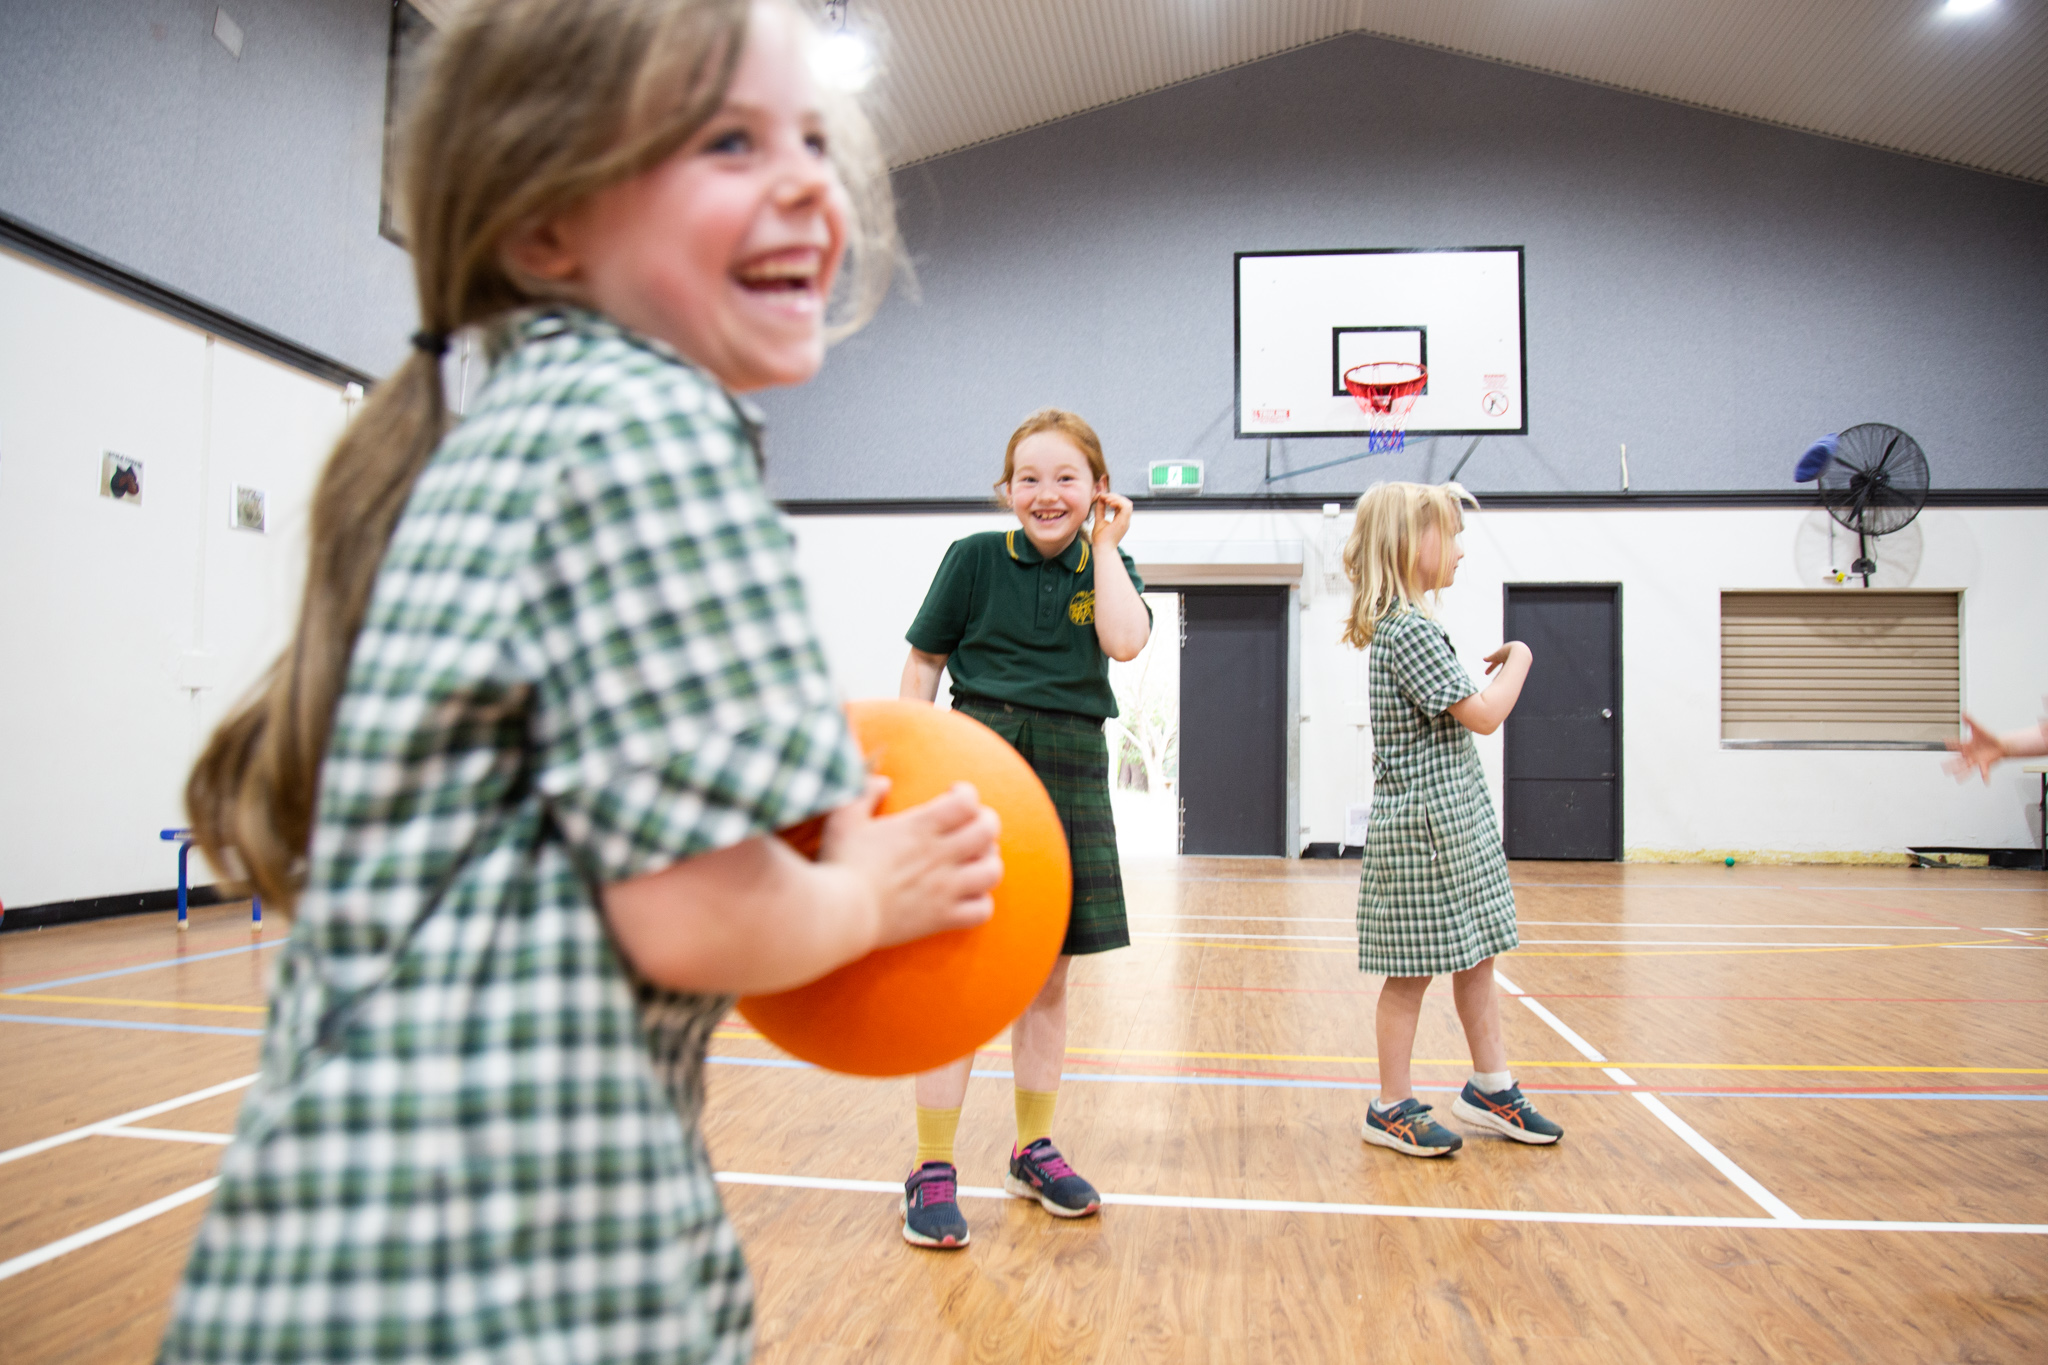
[896,407,1152,1247]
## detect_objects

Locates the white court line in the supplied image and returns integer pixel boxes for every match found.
[101,1126,234,1146]
[1492,969,1802,1222]
[0,1177,219,1283]
[10,1159,2036,1286]
[0,1074,255,1168]
[711,1172,2045,1236]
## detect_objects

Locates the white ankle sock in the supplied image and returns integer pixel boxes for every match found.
[1371,1097,1398,1113]
[1471,1070,1513,1093]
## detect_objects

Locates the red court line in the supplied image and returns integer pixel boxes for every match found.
[1066,982,2048,1005]
[1801,889,2036,940]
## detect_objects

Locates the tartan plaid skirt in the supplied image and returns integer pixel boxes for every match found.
[952,695,1130,956]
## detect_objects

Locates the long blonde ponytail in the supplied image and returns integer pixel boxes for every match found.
[1339,481,1478,649]
[187,0,901,910]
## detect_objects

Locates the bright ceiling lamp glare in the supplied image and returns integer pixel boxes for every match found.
[815,0,875,92]
[815,28,875,91]
[1939,0,1995,15]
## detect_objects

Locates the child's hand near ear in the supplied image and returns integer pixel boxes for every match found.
[1091,492,1134,549]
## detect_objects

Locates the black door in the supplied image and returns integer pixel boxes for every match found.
[1179,586,1287,855]
[1502,585,1621,860]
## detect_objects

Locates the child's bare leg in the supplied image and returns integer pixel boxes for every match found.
[1450,957,1507,1076]
[915,1056,973,1110]
[1444,955,1564,1143]
[912,956,1070,1115]
[1004,955,1099,1212]
[1010,955,1072,1093]
[1374,975,1431,1103]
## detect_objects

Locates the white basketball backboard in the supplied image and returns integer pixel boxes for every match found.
[1235,248,1526,439]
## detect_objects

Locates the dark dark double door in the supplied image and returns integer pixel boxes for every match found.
[1502,585,1622,861]
[1178,586,1288,856]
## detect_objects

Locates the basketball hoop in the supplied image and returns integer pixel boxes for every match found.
[1343,362,1427,453]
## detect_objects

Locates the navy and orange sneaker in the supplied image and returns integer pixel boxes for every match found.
[1362,1098,1464,1157]
[1004,1139,1101,1217]
[1452,1080,1564,1144]
[901,1162,969,1247]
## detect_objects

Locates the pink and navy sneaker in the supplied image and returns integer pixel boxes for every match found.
[1004,1138,1101,1217]
[901,1161,969,1248]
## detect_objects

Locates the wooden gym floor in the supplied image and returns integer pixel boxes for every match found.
[2,859,2044,1362]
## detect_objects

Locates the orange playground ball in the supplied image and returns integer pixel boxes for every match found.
[737,699,1071,1077]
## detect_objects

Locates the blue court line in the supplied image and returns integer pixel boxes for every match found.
[2,940,283,995]
[0,1013,264,1038]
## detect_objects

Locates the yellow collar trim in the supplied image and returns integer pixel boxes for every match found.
[1005,529,1090,573]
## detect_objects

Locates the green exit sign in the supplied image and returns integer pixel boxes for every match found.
[1148,460,1204,493]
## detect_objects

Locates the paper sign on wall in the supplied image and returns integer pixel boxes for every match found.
[1344,801,1372,848]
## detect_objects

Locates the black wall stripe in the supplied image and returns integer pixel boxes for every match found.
[0,211,375,390]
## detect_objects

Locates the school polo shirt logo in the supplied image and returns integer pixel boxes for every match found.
[1068,590,1095,624]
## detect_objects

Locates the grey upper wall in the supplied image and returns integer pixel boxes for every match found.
[759,33,2048,499]
[1,0,414,377]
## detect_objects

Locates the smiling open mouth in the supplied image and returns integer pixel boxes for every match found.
[734,252,821,295]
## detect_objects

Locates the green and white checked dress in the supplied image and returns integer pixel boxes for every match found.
[1356,608,1518,976]
[159,309,864,1364]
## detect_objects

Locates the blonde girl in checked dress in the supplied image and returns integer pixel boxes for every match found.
[1343,482,1565,1158]
[160,2,1000,1361]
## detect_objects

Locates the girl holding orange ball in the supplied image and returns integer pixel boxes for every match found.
[897,408,1152,1247]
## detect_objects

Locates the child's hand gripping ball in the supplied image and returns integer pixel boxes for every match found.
[738,699,1071,1077]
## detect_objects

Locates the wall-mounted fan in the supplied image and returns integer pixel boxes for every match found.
[1793,424,1931,587]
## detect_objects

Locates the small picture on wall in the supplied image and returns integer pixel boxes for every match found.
[232,485,267,533]
[100,452,143,504]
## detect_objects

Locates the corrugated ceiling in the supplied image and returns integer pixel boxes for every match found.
[847,0,2048,183]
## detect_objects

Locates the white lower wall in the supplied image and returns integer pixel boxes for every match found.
[4,235,2039,909]
[786,501,2048,859]
[0,250,344,908]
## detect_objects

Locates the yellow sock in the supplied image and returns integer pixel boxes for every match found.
[1014,1088,1058,1149]
[915,1105,962,1167]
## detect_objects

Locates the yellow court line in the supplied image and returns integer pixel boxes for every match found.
[3,993,267,1015]
[709,1028,2045,1076]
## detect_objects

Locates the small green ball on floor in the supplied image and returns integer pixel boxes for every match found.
[1724,856,1736,866]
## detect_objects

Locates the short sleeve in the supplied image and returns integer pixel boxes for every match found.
[1119,547,1149,600]
[1383,614,1476,717]
[906,538,979,655]
[519,388,864,885]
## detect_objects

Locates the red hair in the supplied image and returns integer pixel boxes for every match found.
[994,408,1108,494]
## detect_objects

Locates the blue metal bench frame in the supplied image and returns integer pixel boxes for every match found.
[159,829,261,931]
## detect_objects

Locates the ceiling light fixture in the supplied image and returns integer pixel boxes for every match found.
[1939,0,1995,16]
[816,0,875,92]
